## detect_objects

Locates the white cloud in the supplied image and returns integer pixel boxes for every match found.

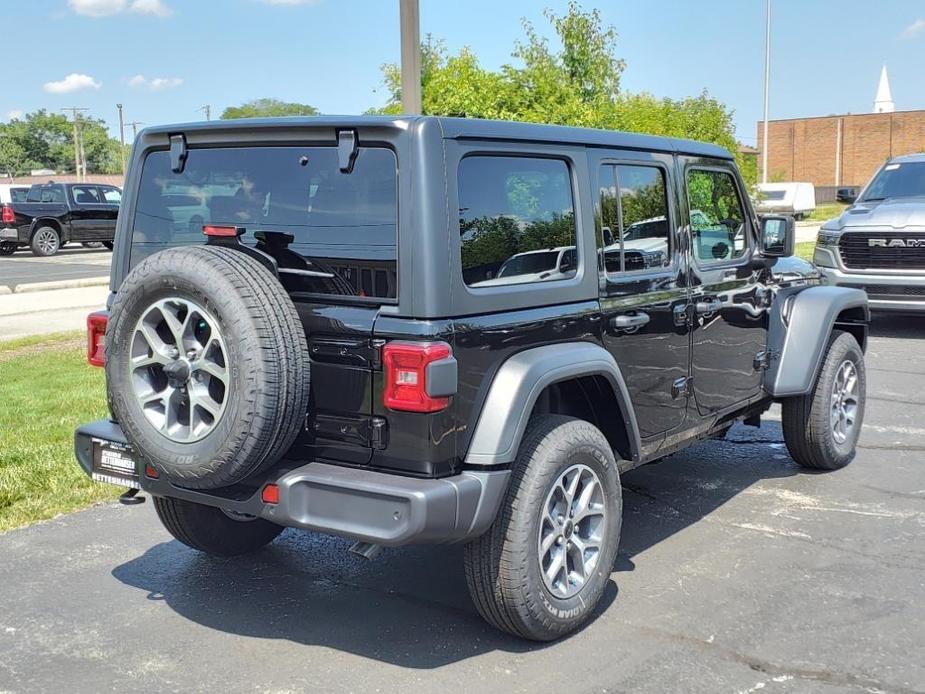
[67,0,172,17]
[129,0,172,17]
[901,18,925,39]
[43,73,102,94]
[6,110,23,120]
[128,74,183,91]
[68,0,126,17]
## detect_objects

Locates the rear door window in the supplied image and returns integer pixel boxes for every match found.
[131,146,398,299]
[458,156,576,287]
[71,186,102,204]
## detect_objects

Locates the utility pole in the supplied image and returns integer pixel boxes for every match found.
[117,103,127,176]
[61,107,88,181]
[198,104,211,121]
[127,121,144,140]
[399,0,421,114]
[761,0,771,184]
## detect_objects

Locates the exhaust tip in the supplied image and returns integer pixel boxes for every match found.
[348,541,383,561]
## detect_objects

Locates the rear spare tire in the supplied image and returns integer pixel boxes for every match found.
[106,245,309,489]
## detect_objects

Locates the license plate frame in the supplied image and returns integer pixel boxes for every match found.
[90,438,139,488]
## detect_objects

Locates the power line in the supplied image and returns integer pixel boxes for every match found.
[126,121,144,140]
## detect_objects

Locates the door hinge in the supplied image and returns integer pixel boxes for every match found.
[753,350,779,371]
[671,376,693,399]
[368,416,388,450]
[369,338,386,368]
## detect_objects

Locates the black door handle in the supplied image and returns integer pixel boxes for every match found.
[611,312,650,331]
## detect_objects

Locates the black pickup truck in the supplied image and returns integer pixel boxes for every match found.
[0,182,122,256]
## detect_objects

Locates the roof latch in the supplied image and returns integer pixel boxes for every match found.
[169,133,188,173]
[337,129,358,174]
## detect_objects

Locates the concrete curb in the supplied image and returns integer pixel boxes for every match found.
[0,286,10,296]
[11,276,109,294]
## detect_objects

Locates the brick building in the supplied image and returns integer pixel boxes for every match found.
[757,109,925,189]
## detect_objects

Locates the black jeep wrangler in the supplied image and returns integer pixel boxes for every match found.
[75,116,868,641]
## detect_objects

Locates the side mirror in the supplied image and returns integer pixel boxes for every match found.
[759,215,794,257]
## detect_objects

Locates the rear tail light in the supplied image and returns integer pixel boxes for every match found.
[383,341,452,413]
[1,205,14,225]
[87,311,109,367]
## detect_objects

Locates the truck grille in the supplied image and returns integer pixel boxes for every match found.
[839,232,925,270]
[845,284,925,299]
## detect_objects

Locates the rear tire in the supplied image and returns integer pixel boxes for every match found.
[153,496,283,556]
[464,415,622,641]
[30,226,60,257]
[782,330,865,470]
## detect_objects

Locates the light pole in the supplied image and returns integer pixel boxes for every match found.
[399,0,421,114]
[117,103,127,176]
[761,0,771,184]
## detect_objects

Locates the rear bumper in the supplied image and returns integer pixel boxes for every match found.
[75,419,509,546]
[0,227,20,242]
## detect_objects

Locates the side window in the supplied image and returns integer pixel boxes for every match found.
[101,187,122,204]
[43,187,65,203]
[459,156,576,287]
[687,168,748,263]
[597,163,671,276]
[71,186,101,204]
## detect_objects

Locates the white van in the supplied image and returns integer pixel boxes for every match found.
[756,182,816,220]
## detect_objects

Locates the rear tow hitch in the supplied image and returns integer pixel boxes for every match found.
[119,488,146,506]
[348,541,383,561]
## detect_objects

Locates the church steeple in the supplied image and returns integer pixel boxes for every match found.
[874,65,895,113]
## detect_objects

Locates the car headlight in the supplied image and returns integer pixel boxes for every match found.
[816,229,840,246]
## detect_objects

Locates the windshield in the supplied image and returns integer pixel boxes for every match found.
[131,145,397,299]
[497,251,560,277]
[861,161,925,202]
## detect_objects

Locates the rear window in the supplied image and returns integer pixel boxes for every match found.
[26,186,64,203]
[10,188,28,203]
[131,146,398,299]
[761,190,786,201]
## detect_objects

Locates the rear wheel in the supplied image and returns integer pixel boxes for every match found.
[153,496,283,556]
[782,330,865,470]
[30,226,60,257]
[464,415,622,641]
[0,242,15,256]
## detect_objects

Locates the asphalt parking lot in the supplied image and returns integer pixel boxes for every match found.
[1,314,924,694]
[0,246,111,290]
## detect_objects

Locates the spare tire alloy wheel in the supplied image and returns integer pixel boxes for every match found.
[129,297,229,443]
[107,245,309,490]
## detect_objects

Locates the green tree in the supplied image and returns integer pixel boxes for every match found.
[370,2,753,184]
[0,110,122,176]
[220,98,319,119]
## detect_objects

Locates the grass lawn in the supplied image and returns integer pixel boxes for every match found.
[0,331,118,532]
[795,241,816,261]
[807,202,847,223]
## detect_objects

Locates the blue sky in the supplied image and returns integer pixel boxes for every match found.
[4,0,925,145]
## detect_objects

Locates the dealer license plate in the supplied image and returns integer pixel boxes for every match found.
[90,438,139,488]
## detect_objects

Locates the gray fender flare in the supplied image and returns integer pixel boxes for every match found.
[463,342,642,466]
[765,285,869,397]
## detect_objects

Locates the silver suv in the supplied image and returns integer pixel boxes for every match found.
[815,153,925,311]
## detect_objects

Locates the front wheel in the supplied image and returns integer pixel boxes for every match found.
[153,496,283,556]
[464,414,622,641]
[782,330,865,470]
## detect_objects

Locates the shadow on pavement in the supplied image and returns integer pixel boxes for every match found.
[868,313,925,339]
[112,422,798,667]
